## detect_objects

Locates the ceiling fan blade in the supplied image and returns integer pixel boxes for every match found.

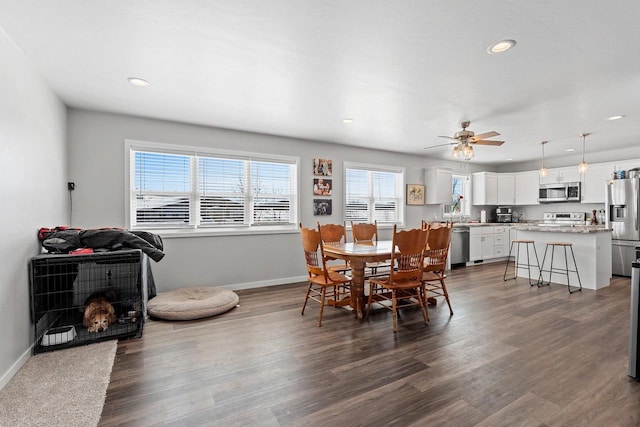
[468,131,500,142]
[437,135,459,141]
[472,140,505,146]
[424,142,457,149]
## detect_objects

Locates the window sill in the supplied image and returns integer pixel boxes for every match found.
[134,225,300,239]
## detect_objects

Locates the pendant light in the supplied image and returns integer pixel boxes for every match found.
[539,140,548,177]
[578,133,590,173]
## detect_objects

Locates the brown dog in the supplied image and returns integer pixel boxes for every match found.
[83,296,116,333]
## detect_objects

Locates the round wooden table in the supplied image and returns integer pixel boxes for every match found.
[322,241,394,319]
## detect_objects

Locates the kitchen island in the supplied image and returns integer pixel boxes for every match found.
[512,225,612,290]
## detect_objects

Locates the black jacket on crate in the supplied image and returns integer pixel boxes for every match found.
[38,227,165,262]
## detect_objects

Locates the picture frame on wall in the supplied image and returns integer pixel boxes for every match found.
[313,158,332,176]
[313,178,332,196]
[406,184,425,205]
[313,199,332,216]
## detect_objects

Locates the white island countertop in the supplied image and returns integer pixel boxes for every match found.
[513,225,612,233]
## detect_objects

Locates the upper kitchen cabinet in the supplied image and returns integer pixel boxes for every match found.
[514,170,540,205]
[424,167,452,204]
[539,166,581,184]
[581,163,614,203]
[472,172,498,205]
[497,174,516,205]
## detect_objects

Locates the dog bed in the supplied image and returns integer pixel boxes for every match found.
[147,286,239,320]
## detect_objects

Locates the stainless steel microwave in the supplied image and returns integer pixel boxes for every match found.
[539,182,581,203]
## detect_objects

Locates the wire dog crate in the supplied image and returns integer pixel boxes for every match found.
[29,249,144,354]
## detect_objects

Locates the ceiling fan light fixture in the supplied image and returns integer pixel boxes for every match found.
[462,143,474,160]
[578,133,591,174]
[488,39,516,54]
[452,144,461,159]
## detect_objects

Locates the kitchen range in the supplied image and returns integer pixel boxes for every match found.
[538,212,585,226]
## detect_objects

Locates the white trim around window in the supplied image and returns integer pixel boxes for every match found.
[343,161,405,228]
[124,139,300,237]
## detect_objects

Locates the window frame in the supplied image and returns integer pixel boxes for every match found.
[343,161,405,228]
[124,139,300,237]
[443,173,471,218]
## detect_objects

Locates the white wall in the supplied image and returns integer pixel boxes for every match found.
[0,31,67,388]
[67,109,491,292]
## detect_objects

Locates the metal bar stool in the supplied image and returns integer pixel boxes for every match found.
[503,239,541,286]
[538,241,582,294]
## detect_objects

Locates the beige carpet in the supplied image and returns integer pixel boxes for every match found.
[0,340,117,427]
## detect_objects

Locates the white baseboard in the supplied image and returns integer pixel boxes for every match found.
[0,345,33,391]
[224,275,307,291]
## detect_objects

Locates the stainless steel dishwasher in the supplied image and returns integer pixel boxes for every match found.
[450,226,470,266]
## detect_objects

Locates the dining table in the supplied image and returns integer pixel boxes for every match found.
[322,240,394,320]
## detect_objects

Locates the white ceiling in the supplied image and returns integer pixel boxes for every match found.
[1,0,639,165]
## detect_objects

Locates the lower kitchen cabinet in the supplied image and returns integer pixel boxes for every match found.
[493,226,510,257]
[469,226,510,262]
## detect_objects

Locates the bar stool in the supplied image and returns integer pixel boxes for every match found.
[538,241,582,294]
[503,239,541,286]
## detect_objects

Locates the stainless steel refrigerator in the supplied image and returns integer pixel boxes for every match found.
[607,177,640,276]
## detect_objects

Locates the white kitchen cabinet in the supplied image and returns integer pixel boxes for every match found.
[497,174,516,205]
[469,226,495,261]
[425,167,452,204]
[514,170,540,205]
[493,226,510,258]
[472,172,498,205]
[539,166,581,184]
[581,162,613,203]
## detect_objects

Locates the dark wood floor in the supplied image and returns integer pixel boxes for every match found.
[99,263,640,426]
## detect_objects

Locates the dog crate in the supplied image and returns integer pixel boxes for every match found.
[29,249,145,354]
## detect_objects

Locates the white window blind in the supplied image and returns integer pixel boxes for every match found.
[134,151,191,226]
[130,144,298,230]
[344,164,404,225]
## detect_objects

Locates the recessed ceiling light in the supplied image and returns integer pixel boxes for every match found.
[127,77,150,87]
[341,118,354,124]
[505,158,513,161]
[487,39,516,54]
[606,115,625,121]
[565,148,576,152]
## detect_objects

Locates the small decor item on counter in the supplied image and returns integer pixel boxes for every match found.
[614,170,627,179]
[591,209,598,225]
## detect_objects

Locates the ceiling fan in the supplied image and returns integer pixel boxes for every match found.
[424,121,504,160]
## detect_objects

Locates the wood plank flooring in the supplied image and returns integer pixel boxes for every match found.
[99,262,640,426]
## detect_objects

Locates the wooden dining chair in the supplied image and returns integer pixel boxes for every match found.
[299,224,352,327]
[351,220,390,277]
[421,220,451,231]
[421,222,454,315]
[366,225,429,332]
[318,222,351,274]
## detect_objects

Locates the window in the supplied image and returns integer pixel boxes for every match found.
[127,141,298,232]
[444,174,470,217]
[344,162,404,226]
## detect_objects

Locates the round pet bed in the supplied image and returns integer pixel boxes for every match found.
[148,286,239,320]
